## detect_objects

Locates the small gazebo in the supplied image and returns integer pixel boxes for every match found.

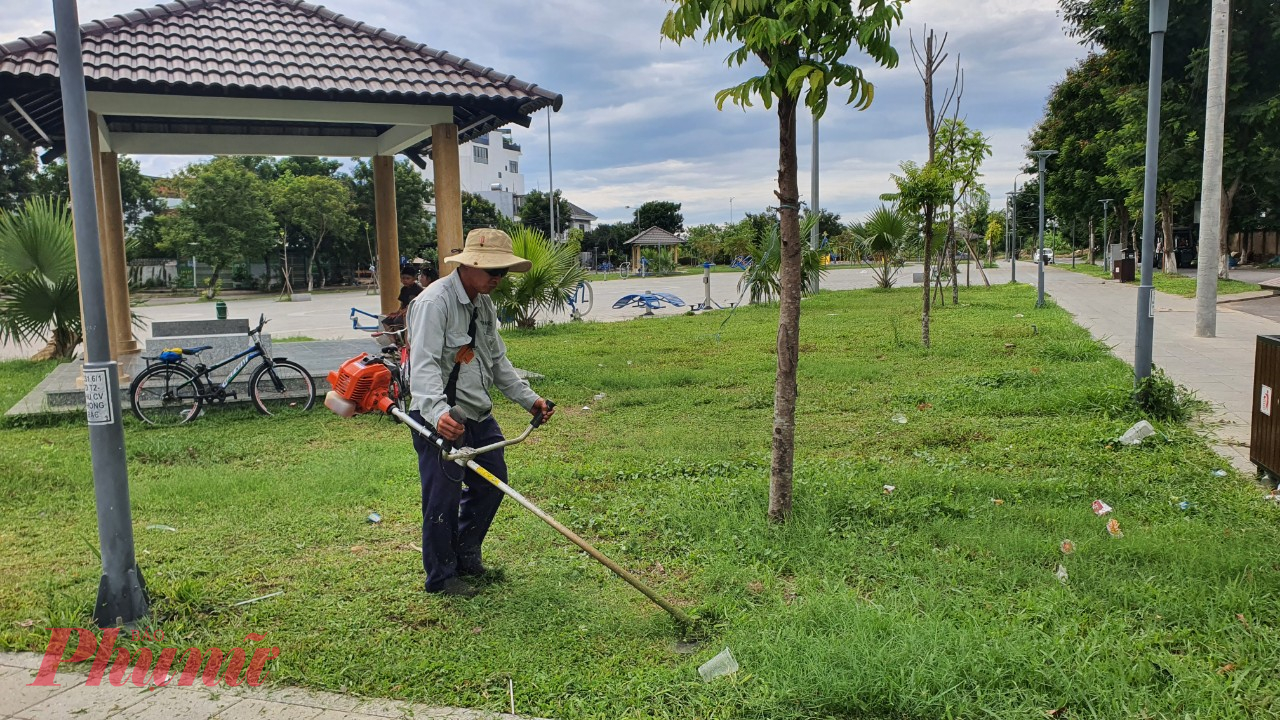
[0,0,561,360]
[623,226,683,271]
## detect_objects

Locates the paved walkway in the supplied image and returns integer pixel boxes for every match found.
[0,652,535,720]
[984,261,1280,473]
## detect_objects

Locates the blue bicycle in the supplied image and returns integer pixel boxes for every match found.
[129,314,315,425]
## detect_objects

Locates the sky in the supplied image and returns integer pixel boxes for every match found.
[4,0,1090,228]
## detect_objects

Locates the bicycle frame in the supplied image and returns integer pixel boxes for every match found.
[199,344,266,391]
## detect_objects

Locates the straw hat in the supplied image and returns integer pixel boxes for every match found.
[443,228,532,273]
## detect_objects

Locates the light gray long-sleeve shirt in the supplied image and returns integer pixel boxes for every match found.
[406,272,540,426]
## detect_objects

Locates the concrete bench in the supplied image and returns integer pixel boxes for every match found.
[146,319,270,381]
[1261,277,1280,295]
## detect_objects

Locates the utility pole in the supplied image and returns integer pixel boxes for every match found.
[54,0,149,627]
[1007,191,1018,284]
[547,112,556,241]
[1101,198,1114,268]
[1135,0,1170,385]
[1031,150,1057,308]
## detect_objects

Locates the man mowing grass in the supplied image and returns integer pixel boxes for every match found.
[406,229,555,597]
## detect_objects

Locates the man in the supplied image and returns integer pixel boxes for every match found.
[406,229,554,597]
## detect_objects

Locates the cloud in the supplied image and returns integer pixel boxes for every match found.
[1,0,1088,227]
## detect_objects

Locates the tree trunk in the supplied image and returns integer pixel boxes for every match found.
[768,95,801,524]
[307,241,322,293]
[1159,194,1177,274]
[921,206,934,348]
[1220,175,1240,280]
[1087,216,1095,264]
[205,264,222,299]
[962,234,990,287]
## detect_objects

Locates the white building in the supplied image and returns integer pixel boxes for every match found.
[423,127,525,219]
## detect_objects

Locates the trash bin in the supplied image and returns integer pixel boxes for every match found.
[1111,258,1135,283]
[1251,336,1280,478]
[215,301,227,320]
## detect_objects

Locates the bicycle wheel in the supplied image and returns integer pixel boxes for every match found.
[131,364,203,426]
[620,263,630,279]
[249,360,315,416]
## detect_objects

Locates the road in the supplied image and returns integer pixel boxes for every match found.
[0,264,926,360]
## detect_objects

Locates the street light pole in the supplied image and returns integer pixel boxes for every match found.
[1100,198,1114,268]
[1031,150,1058,308]
[1135,0,1170,385]
[1007,190,1018,284]
[53,0,149,627]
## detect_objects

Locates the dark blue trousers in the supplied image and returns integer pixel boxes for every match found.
[409,412,508,591]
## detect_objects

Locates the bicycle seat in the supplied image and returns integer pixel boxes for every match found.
[182,345,213,354]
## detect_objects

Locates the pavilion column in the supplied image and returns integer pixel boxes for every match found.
[372,155,400,316]
[87,111,133,360]
[432,123,463,275]
[99,152,138,355]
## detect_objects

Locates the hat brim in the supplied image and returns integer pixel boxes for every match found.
[443,249,532,273]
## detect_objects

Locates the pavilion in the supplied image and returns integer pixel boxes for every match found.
[0,0,561,360]
[623,226,683,271]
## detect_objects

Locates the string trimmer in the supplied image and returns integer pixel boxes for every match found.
[323,353,694,627]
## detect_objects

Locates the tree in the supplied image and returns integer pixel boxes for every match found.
[347,159,435,265]
[583,222,636,264]
[273,174,355,293]
[33,156,166,253]
[461,192,502,238]
[663,0,907,523]
[160,158,277,298]
[490,225,587,329]
[0,132,38,214]
[519,189,571,239]
[801,208,843,245]
[633,200,684,234]
[0,197,81,359]
[854,205,911,288]
[1195,0,1231,335]
[936,119,992,296]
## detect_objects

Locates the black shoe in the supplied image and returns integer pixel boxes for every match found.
[457,556,488,577]
[427,577,478,598]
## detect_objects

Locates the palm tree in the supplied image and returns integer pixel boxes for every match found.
[491,224,588,329]
[856,205,911,289]
[0,197,81,360]
[739,214,825,304]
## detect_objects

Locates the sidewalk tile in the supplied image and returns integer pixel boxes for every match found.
[248,685,363,712]
[110,686,239,719]
[211,698,324,719]
[0,653,44,671]
[0,666,75,717]
[12,680,157,720]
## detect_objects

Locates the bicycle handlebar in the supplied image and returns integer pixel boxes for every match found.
[249,313,269,336]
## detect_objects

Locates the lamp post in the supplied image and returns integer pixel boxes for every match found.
[1030,150,1057,308]
[1100,199,1114,268]
[1135,0,1170,385]
[729,197,734,224]
[54,0,149,627]
[1007,191,1018,283]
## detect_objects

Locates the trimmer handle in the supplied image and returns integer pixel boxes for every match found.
[531,399,556,429]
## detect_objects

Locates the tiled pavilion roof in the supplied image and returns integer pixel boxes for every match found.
[624,226,683,247]
[0,0,561,162]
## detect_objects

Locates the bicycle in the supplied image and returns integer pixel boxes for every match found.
[129,314,315,426]
[566,280,594,321]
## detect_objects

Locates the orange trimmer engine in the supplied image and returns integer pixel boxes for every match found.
[325,353,396,417]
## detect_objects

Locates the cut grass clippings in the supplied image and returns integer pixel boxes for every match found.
[1,284,1278,719]
[1059,260,1260,297]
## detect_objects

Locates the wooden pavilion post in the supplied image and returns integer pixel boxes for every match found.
[87,111,134,359]
[372,155,400,316]
[432,123,463,275]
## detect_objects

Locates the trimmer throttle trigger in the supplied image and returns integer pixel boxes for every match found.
[531,400,556,428]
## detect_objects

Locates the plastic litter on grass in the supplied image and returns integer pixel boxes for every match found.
[1091,500,1113,516]
[1119,420,1155,445]
[145,524,177,532]
[698,647,739,682]
[1106,518,1124,538]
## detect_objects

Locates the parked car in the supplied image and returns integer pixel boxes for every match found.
[1036,248,1054,264]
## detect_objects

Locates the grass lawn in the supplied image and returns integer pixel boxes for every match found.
[2,285,1278,719]
[1059,261,1261,297]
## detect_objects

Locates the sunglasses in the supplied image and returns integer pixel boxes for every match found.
[484,267,510,279]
